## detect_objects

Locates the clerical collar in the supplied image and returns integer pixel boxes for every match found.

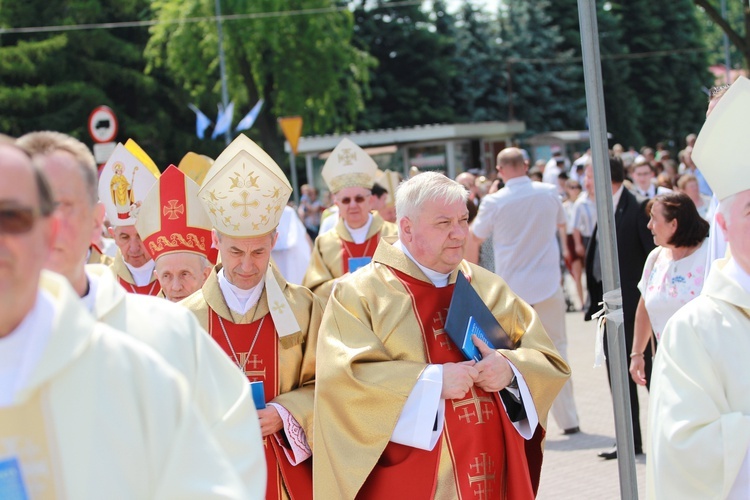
[394,240,451,288]
[0,290,54,407]
[724,258,750,295]
[218,267,265,315]
[81,270,101,313]
[345,214,373,244]
[124,259,156,287]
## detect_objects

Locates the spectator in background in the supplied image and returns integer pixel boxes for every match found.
[676,173,711,220]
[563,178,586,308]
[584,157,655,459]
[298,184,322,240]
[631,160,672,199]
[629,192,709,387]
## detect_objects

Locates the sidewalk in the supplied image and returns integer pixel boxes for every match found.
[536,306,649,499]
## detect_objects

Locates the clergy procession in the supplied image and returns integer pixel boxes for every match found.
[2,76,750,499]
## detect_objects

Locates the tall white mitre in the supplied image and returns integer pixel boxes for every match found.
[198,133,300,337]
[321,138,378,194]
[692,76,750,201]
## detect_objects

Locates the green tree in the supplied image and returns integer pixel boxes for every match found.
[499,0,577,135]
[146,0,374,164]
[694,0,750,69]
[451,1,504,122]
[351,0,456,130]
[614,0,709,148]
[0,0,200,167]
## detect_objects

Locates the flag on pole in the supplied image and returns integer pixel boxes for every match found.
[188,104,213,139]
[235,99,264,132]
[212,101,235,140]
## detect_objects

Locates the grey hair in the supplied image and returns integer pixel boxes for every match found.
[718,193,739,227]
[199,255,212,270]
[395,172,468,224]
[17,131,98,206]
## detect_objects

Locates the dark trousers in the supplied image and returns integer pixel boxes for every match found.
[602,330,655,453]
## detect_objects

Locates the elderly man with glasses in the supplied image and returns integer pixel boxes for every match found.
[302,138,398,301]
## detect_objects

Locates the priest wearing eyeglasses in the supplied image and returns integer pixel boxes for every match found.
[302,138,398,301]
[181,134,323,500]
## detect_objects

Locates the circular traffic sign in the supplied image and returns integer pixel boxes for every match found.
[88,106,118,143]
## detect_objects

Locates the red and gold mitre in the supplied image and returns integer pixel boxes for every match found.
[135,165,213,262]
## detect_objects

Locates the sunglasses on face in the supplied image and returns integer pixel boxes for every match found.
[340,195,368,205]
[0,205,38,234]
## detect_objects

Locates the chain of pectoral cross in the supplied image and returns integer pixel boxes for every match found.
[341,233,377,262]
[216,313,266,375]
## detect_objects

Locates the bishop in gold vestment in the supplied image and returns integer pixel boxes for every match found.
[314,173,569,499]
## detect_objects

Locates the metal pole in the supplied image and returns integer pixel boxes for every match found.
[288,150,300,206]
[577,1,638,498]
[215,0,231,146]
[721,0,731,84]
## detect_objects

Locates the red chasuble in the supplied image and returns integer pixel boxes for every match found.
[359,268,536,500]
[207,309,312,500]
[117,277,161,296]
[340,233,380,273]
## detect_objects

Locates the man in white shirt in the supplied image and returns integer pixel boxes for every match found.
[648,76,750,498]
[469,147,580,435]
[0,139,249,498]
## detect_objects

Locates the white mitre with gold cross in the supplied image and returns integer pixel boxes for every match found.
[321,138,378,194]
[198,133,299,337]
[199,133,292,237]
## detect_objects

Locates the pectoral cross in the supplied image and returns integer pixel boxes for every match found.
[467,453,496,500]
[432,308,451,349]
[452,387,494,424]
[239,352,267,380]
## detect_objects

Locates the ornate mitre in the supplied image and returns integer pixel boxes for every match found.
[135,165,213,262]
[98,141,160,226]
[199,133,292,237]
[692,76,750,201]
[321,138,378,194]
[375,169,403,208]
[178,151,214,186]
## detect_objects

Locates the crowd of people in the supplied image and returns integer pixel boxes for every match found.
[1,77,749,498]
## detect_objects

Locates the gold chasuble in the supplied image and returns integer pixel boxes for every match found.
[182,263,323,500]
[110,251,161,296]
[313,240,570,499]
[302,214,397,301]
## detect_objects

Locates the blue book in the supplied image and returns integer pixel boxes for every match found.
[250,381,266,410]
[445,271,513,361]
[462,316,496,361]
[348,256,372,273]
[0,458,28,500]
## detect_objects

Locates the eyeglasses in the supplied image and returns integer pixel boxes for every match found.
[708,84,731,99]
[339,195,368,205]
[0,205,38,234]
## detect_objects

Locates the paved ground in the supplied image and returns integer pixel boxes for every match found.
[536,283,649,499]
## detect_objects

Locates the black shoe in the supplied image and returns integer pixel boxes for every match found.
[597,445,643,459]
[597,446,617,460]
[563,426,580,435]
